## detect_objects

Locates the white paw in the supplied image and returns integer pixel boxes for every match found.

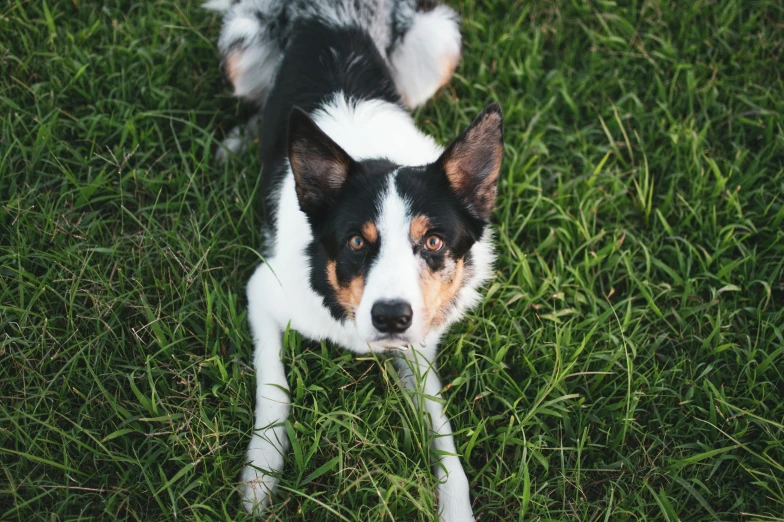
[437,470,474,522]
[240,432,287,514]
[439,496,475,522]
[240,463,278,514]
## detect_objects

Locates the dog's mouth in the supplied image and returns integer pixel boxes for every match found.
[368,334,412,351]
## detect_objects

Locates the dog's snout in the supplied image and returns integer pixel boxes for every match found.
[371,300,413,333]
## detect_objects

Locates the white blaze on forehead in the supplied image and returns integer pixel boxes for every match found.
[367,177,419,302]
[355,175,427,342]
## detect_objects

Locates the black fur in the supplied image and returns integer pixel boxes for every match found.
[288,107,355,217]
[259,21,402,228]
[307,159,396,320]
[396,165,486,270]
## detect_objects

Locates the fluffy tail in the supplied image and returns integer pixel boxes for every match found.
[389,4,462,108]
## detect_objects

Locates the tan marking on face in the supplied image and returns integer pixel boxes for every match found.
[326,260,365,318]
[410,215,431,243]
[420,257,466,329]
[224,50,243,88]
[361,222,378,243]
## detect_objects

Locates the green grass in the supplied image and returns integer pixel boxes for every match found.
[1,0,783,520]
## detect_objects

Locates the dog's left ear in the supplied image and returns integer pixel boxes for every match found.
[437,103,504,221]
[288,107,354,216]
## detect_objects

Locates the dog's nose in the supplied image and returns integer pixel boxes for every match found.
[371,300,413,333]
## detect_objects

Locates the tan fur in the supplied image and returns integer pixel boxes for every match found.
[409,215,431,243]
[224,50,243,87]
[439,52,460,89]
[326,260,365,318]
[442,111,503,216]
[361,222,378,243]
[400,59,458,108]
[420,258,465,329]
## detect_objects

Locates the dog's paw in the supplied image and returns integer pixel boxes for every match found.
[240,464,278,514]
[437,470,474,522]
[439,499,475,522]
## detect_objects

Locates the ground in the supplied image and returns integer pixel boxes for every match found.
[1,0,783,520]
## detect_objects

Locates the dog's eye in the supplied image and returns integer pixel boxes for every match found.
[348,235,366,251]
[424,235,444,252]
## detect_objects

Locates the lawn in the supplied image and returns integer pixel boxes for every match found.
[1,0,783,520]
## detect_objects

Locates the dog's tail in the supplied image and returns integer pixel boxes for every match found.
[389,2,462,108]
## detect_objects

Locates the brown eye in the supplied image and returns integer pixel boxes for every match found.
[348,235,366,251]
[424,235,444,252]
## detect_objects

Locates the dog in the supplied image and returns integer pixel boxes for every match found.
[206,1,503,520]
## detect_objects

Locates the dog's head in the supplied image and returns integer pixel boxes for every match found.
[289,104,503,349]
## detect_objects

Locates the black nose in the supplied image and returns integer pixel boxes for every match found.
[371,300,413,333]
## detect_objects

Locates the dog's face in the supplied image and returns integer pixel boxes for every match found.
[289,104,503,349]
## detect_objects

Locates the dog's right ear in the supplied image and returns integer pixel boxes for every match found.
[437,103,504,222]
[288,107,354,216]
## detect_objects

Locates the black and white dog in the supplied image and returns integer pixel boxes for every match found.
[206,1,503,520]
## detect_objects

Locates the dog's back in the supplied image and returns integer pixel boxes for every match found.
[256,20,403,226]
[206,0,461,108]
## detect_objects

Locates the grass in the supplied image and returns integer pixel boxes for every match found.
[1,0,783,520]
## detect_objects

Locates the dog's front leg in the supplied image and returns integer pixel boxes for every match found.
[241,281,290,514]
[395,348,474,522]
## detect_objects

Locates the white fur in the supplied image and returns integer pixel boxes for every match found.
[242,95,490,520]
[313,96,442,164]
[354,178,423,343]
[390,5,462,108]
[202,0,233,12]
